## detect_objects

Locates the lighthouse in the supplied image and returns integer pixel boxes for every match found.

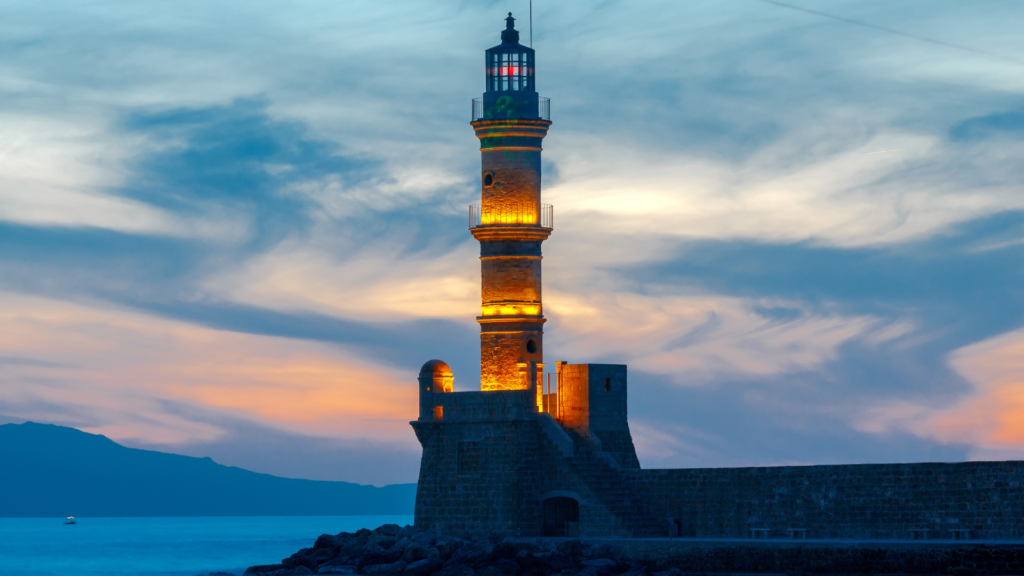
[470,12,552,403]
[411,14,645,538]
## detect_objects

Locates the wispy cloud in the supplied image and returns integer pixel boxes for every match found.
[2,0,1024,483]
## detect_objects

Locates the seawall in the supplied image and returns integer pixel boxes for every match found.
[631,461,1024,540]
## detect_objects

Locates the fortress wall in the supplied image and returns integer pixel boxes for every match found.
[413,418,543,537]
[631,461,1024,540]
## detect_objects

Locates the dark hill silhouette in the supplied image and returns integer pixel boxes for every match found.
[0,422,416,517]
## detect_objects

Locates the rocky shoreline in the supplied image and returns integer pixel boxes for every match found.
[242,524,1024,576]
[243,524,639,576]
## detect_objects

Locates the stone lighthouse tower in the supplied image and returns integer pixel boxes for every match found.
[470,12,552,402]
[411,14,648,538]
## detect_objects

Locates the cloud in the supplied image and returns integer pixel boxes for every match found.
[0,291,419,448]
[909,328,1024,460]
[2,0,1024,484]
[120,401,420,486]
[546,289,892,382]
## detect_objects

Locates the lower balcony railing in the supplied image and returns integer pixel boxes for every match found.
[472,97,550,121]
[469,203,553,228]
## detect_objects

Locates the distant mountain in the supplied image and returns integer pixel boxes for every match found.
[0,422,417,517]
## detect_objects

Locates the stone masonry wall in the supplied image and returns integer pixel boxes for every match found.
[413,418,542,537]
[631,461,1024,540]
[479,333,532,391]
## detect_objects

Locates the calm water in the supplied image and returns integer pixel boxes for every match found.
[0,515,414,576]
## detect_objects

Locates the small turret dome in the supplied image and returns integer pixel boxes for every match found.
[419,359,452,377]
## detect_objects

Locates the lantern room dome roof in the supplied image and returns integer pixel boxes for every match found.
[496,12,527,48]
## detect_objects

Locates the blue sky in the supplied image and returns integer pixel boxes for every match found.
[2,0,1024,486]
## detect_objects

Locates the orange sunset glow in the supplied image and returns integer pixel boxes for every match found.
[2,0,1023,489]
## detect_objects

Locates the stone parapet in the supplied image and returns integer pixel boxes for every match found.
[631,461,1024,540]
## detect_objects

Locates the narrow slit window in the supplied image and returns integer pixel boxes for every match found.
[604,378,611,392]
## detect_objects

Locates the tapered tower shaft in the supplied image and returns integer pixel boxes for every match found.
[470,13,551,402]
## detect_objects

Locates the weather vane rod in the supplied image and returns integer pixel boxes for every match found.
[530,0,533,47]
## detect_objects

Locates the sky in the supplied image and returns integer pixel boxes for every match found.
[2,0,1024,487]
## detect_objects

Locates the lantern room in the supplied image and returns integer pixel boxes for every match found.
[476,13,546,121]
[486,13,535,93]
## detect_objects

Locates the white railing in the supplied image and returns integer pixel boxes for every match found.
[469,203,553,228]
[472,97,551,121]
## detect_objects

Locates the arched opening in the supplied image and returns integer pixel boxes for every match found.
[542,497,579,537]
[483,173,493,187]
[526,339,537,354]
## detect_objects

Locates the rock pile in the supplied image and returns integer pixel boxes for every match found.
[245,523,1024,576]
[244,525,643,576]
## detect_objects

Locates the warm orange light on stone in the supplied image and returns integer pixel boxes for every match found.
[481,303,542,316]
[471,119,552,392]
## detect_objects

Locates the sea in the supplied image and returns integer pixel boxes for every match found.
[0,515,414,576]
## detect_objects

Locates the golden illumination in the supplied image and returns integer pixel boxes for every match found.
[481,209,538,226]
[535,362,545,412]
[481,303,541,317]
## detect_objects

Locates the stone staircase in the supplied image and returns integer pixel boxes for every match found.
[562,428,664,538]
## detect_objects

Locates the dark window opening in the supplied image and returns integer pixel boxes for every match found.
[604,378,611,392]
[526,339,538,354]
[542,497,579,537]
[483,173,493,187]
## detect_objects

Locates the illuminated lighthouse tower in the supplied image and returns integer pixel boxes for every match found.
[411,14,648,538]
[470,12,552,400]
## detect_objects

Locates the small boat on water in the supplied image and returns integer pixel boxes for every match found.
[63,516,76,525]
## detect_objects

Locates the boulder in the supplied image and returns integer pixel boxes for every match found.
[367,532,398,551]
[402,543,440,564]
[318,567,357,575]
[385,537,413,561]
[284,548,336,571]
[403,557,444,576]
[491,541,538,561]
[433,563,475,576]
[377,524,401,537]
[436,539,464,562]
[447,543,492,568]
[316,534,360,554]
[476,559,518,576]
[258,568,314,576]
[556,541,584,560]
[363,561,408,575]
[411,532,438,546]
[580,558,618,576]
[532,551,575,573]
[314,535,342,550]
[246,566,287,575]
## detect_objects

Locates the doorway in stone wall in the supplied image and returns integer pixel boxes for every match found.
[542,497,579,537]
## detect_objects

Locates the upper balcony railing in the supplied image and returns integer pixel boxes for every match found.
[470,203,553,228]
[472,97,550,122]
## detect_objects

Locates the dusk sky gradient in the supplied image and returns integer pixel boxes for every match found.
[2,0,1024,486]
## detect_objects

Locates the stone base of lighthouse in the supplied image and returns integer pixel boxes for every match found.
[412,361,652,538]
